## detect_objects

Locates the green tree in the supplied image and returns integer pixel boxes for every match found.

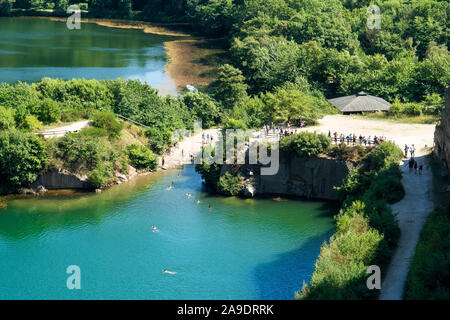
[126,143,158,170]
[280,132,331,157]
[0,0,12,16]
[211,64,248,110]
[217,172,244,196]
[54,0,69,14]
[182,92,221,128]
[0,129,48,187]
[38,98,61,124]
[92,111,124,139]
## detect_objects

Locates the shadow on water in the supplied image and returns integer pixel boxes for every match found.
[252,231,333,300]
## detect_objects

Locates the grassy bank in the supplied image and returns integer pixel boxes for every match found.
[298,141,404,299]
[404,205,450,299]
[354,112,440,125]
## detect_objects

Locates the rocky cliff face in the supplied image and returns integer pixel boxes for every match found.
[434,86,450,172]
[29,165,139,191]
[30,167,90,190]
[221,155,355,201]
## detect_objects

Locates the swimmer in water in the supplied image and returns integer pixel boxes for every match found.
[208,204,212,211]
[152,225,159,232]
[186,193,191,198]
[163,269,177,274]
[196,200,200,204]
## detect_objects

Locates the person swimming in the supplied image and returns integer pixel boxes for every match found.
[186,193,191,198]
[208,204,212,211]
[163,269,177,274]
[152,225,159,232]
[196,200,200,204]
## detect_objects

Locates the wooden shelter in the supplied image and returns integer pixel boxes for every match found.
[328,91,390,114]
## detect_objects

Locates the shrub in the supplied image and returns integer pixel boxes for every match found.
[37,98,61,124]
[92,111,123,139]
[0,106,15,130]
[403,103,422,116]
[367,141,404,170]
[299,200,384,300]
[387,101,403,116]
[301,141,404,300]
[222,118,248,131]
[327,143,369,162]
[217,172,244,196]
[88,164,112,189]
[0,0,11,16]
[0,129,48,187]
[56,133,108,172]
[22,115,43,132]
[145,127,172,155]
[126,143,158,171]
[280,132,330,157]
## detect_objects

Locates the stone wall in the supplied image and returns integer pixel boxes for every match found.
[434,86,450,172]
[221,154,354,201]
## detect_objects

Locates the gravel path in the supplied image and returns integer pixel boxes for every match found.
[379,156,434,300]
[38,120,92,138]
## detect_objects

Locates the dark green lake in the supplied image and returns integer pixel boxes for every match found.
[0,17,179,94]
[0,166,335,299]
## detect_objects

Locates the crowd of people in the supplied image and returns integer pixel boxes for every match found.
[328,131,388,146]
[263,122,304,138]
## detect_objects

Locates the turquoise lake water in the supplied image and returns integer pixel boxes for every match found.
[0,165,335,299]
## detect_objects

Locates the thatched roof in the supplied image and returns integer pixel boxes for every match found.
[328,92,390,113]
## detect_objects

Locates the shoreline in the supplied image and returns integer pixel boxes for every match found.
[11,15,223,92]
[163,39,225,91]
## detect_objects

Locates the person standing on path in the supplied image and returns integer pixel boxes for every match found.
[410,144,416,158]
[404,144,409,158]
[409,158,414,173]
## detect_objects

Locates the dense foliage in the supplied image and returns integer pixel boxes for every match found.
[405,206,450,300]
[0,79,197,191]
[217,171,244,196]
[280,132,331,157]
[299,141,404,299]
[126,143,158,171]
[0,129,48,187]
[2,0,446,120]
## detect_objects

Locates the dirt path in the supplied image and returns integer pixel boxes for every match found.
[379,156,434,299]
[159,128,220,170]
[38,120,92,138]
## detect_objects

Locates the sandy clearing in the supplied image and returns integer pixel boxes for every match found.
[298,115,436,156]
